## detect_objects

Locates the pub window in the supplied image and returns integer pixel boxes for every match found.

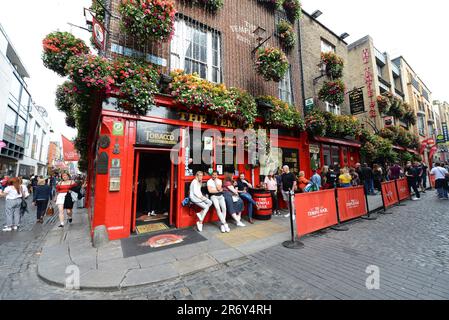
[331,146,340,166]
[279,66,294,105]
[185,129,213,177]
[325,102,341,115]
[322,145,331,167]
[321,39,335,53]
[259,147,282,181]
[170,18,221,83]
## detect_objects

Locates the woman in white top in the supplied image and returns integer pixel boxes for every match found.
[0,177,30,232]
[264,171,279,216]
[189,171,212,232]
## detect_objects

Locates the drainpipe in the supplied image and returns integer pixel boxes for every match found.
[297,17,306,115]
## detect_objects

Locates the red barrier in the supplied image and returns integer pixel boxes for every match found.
[337,186,368,222]
[381,181,399,209]
[396,178,410,201]
[295,189,338,236]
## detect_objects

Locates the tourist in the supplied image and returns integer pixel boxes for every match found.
[388,162,402,181]
[281,165,297,219]
[189,171,213,232]
[430,163,449,200]
[33,178,52,224]
[224,174,246,227]
[321,166,329,189]
[349,168,360,186]
[326,166,338,189]
[264,171,279,216]
[0,177,29,232]
[373,164,383,192]
[339,168,352,188]
[418,161,428,193]
[297,171,310,193]
[361,163,375,195]
[333,162,341,177]
[405,162,421,201]
[55,172,78,228]
[207,171,230,233]
[305,170,321,193]
[236,173,258,224]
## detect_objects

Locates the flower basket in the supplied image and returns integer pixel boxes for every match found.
[318,80,346,106]
[277,19,296,51]
[255,47,289,82]
[119,0,176,44]
[186,0,224,11]
[257,0,282,9]
[321,52,344,79]
[257,96,304,130]
[283,0,302,22]
[305,110,327,137]
[388,97,406,119]
[42,32,90,77]
[376,94,391,114]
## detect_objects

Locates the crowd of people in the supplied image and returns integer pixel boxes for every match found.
[0,172,87,232]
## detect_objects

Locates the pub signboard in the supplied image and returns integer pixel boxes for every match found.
[136,122,180,148]
[349,88,365,115]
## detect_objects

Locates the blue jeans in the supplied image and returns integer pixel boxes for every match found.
[364,179,375,194]
[436,179,449,199]
[239,192,257,219]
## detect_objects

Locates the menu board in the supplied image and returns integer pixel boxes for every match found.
[282,148,299,174]
[349,88,365,115]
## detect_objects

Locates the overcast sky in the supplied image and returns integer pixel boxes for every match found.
[0,0,447,142]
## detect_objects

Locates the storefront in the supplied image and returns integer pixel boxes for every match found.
[308,136,361,171]
[86,95,310,240]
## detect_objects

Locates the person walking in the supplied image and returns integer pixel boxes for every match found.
[264,171,279,216]
[418,161,428,193]
[207,171,230,233]
[55,173,78,228]
[281,165,297,219]
[339,168,353,188]
[361,163,375,195]
[236,173,258,224]
[405,162,421,201]
[0,177,29,232]
[33,178,52,224]
[430,162,449,200]
[189,171,212,232]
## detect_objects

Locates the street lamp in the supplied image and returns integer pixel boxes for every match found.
[311,10,323,19]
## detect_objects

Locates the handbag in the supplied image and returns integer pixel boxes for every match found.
[46,202,55,216]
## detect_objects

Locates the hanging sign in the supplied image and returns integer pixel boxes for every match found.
[442,122,449,142]
[349,88,365,115]
[92,16,106,51]
[136,122,179,147]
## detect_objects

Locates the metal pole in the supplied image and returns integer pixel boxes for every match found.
[282,189,304,249]
[379,182,392,215]
[362,184,377,220]
[331,188,349,231]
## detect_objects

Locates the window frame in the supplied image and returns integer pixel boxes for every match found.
[279,65,294,104]
[321,39,336,53]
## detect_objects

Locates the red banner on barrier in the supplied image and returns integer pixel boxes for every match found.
[337,186,368,222]
[295,189,338,236]
[396,178,410,201]
[381,181,399,208]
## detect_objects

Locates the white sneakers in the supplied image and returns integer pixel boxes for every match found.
[220,224,231,233]
[196,221,203,232]
[284,213,296,221]
[148,211,156,216]
[12,226,18,231]
[2,226,12,232]
[237,221,246,227]
[412,197,421,201]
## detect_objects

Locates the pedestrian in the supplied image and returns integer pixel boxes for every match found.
[297,171,310,193]
[418,161,428,193]
[333,162,341,177]
[264,171,279,216]
[339,168,352,188]
[349,168,360,186]
[33,178,52,224]
[236,173,258,224]
[321,166,329,189]
[361,163,375,195]
[207,171,230,233]
[326,166,338,189]
[405,162,421,201]
[55,172,78,228]
[189,171,212,232]
[0,177,29,232]
[223,173,246,227]
[280,165,297,219]
[388,162,402,181]
[430,162,449,200]
[373,164,383,192]
[304,170,321,193]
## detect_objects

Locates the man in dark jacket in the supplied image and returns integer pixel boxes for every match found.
[361,163,375,195]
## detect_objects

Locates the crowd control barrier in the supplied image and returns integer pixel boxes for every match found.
[396,178,411,201]
[337,186,368,222]
[380,181,399,212]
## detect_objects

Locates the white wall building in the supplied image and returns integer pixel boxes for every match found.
[0,24,50,177]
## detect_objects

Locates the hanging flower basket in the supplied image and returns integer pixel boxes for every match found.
[256,96,304,130]
[277,19,296,51]
[388,97,406,119]
[257,0,282,9]
[186,0,224,12]
[283,0,302,22]
[376,94,391,114]
[402,103,417,126]
[305,110,327,137]
[42,31,90,77]
[255,47,289,82]
[119,0,177,44]
[318,80,346,106]
[321,52,344,79]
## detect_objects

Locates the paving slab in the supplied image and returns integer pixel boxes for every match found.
[172,254,218,276]
[120,264,179,288]
[209,248,245,264]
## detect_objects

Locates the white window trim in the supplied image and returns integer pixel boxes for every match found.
[170,19,221,83]
[325,102,341,115]
[279,67,293,104]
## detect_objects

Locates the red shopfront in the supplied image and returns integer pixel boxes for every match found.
[86,95,310,240]
[308,136,361,173]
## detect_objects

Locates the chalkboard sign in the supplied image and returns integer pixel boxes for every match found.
[96,152,109,175]
[349,88,365,115]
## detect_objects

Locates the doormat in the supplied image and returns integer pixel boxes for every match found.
[121,228,208,258]
[136,214,168,223]
[136,223,169,235]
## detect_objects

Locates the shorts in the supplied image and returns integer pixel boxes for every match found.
[56,193,74,209]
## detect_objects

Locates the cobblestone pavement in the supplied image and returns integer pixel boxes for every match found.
[1,192,449,300]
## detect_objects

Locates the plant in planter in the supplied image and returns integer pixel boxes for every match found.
[334,114,363,137]
[282,0,302,22]
[321,52,344,79]
[376,94,391,114]
[402,103,417,126]
[42,32,90,76]
[256,96,304,130]
[119,0,177,44]
[388,97,406,119]
[305,110,327,137]
[318,80,346,106]
[257,0,282,9]
[255,46,289,82]
[229,87,258,127]
[276,19,296,51]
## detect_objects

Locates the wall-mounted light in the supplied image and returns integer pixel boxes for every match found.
[311,10,323,19]
[340,33,350,40]
[251,26,271,55]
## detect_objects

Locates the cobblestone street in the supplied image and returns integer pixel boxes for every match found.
[1,192,448,300]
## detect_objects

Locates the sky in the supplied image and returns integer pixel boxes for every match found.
[0,0,448,142]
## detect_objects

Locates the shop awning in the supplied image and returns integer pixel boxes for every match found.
[312,136,361,148]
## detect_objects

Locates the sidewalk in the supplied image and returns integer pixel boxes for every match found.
[37,209,291,290]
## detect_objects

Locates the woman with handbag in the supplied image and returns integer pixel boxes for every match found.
[223,174,246,228]
[55,173,78,228]
[33,178,52,224]
[0,177,29,232]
